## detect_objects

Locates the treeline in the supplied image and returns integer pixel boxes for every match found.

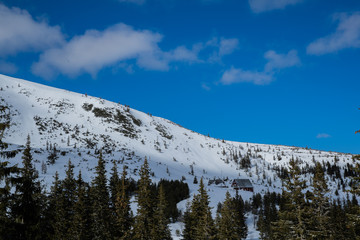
[0,135,250,240]
[0,136,192,240]
[254,157,360,239]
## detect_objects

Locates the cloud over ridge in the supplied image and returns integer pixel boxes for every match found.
[0,4,64,56]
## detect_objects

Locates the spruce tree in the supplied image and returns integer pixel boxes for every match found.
[13,135,42,239]
[0,106,20,239]
[133,157,154,239]
[216,191,239,240]
[114,165,133,239]
[271,157,309,240]
[192,178,216,240]
[151,184,171,240]
[257,192,277,240]
[232,191,248,239]
[47,171,62,240]
[110,160,120,211]
[308,162,332,238]
[61,159,77,239]
[91,151,112,240]
[72,171,92,240]
[182,201,195,240]
[348,155,360,237]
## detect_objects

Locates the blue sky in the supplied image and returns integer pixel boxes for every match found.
[0,0,359,153]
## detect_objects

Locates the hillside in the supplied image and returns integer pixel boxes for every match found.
[0,73,355,239]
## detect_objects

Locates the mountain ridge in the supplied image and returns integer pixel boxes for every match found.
[0,73,356,239]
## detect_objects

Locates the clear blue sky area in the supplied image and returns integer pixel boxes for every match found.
[0,0,359,153]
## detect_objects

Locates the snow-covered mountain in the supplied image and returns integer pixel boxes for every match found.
[0,74,355,239]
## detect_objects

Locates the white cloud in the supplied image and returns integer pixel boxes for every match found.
[317,133,331,139]
[0,4,64,56]
[249,0,302,13]
[219,38,239,56]
[165,45,200,62]
[32,24,239,78]
[264,49,300,72]
[0,3,237,79]
[220,49,299,85]
[206,37,239,62]
[220,67,273,85]
[32,24,168,78]
[307,12,360,55]
[0,61,17,74]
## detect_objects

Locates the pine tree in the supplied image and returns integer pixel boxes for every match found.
[192,178,217,240]
[47,171,62,240]
[133,157,154,239]
[348,155,360,237]
[91,151,112,240]
[0,105,9,148]
[110,160,120,211]
[329,199,356,240]
[182,201,195,240]
[12,135,42,239]
[151,184,171,240]
[0,105,20,239]
[271,157,309,240]
[216,191,239,240]
[72,171,92,240]
[308,162,332,238]
[114,165,133,239]
[232,191,248,239]
[61,159,77,239]
[257,192,277,240]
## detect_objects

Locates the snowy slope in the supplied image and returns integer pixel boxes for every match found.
[0,74,355,239]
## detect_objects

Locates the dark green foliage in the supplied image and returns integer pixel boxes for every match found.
[92,107,112,118]
[47,146,58,164]
[114,165,133,239]
[110,160,120,210]
[91,151,112,240]
[240,154,251,169]
[307,162,332,238]
[256,192,279,239]
[347,155,360,237]
[183,178,217,240]
[0,106,20,239]
[216,191,247,240]
[155,124,173,140]
[157,179,189,222]
[82,103,93,111]
[0,105,10,149]
[151,184,171,240]
[182,202,194,240]
[47,172,61,239]
[12,135,42,239]
[133,157,155,239]
[58,159,77,239]
[232,191,248,239]
[113,110,138,138]
[271,157,310,240]
[73,171,92,240]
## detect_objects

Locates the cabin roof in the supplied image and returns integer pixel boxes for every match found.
[232,179,253,188]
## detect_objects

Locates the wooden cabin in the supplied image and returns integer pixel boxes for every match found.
[231,179,254,192]
[208,178,226,187]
